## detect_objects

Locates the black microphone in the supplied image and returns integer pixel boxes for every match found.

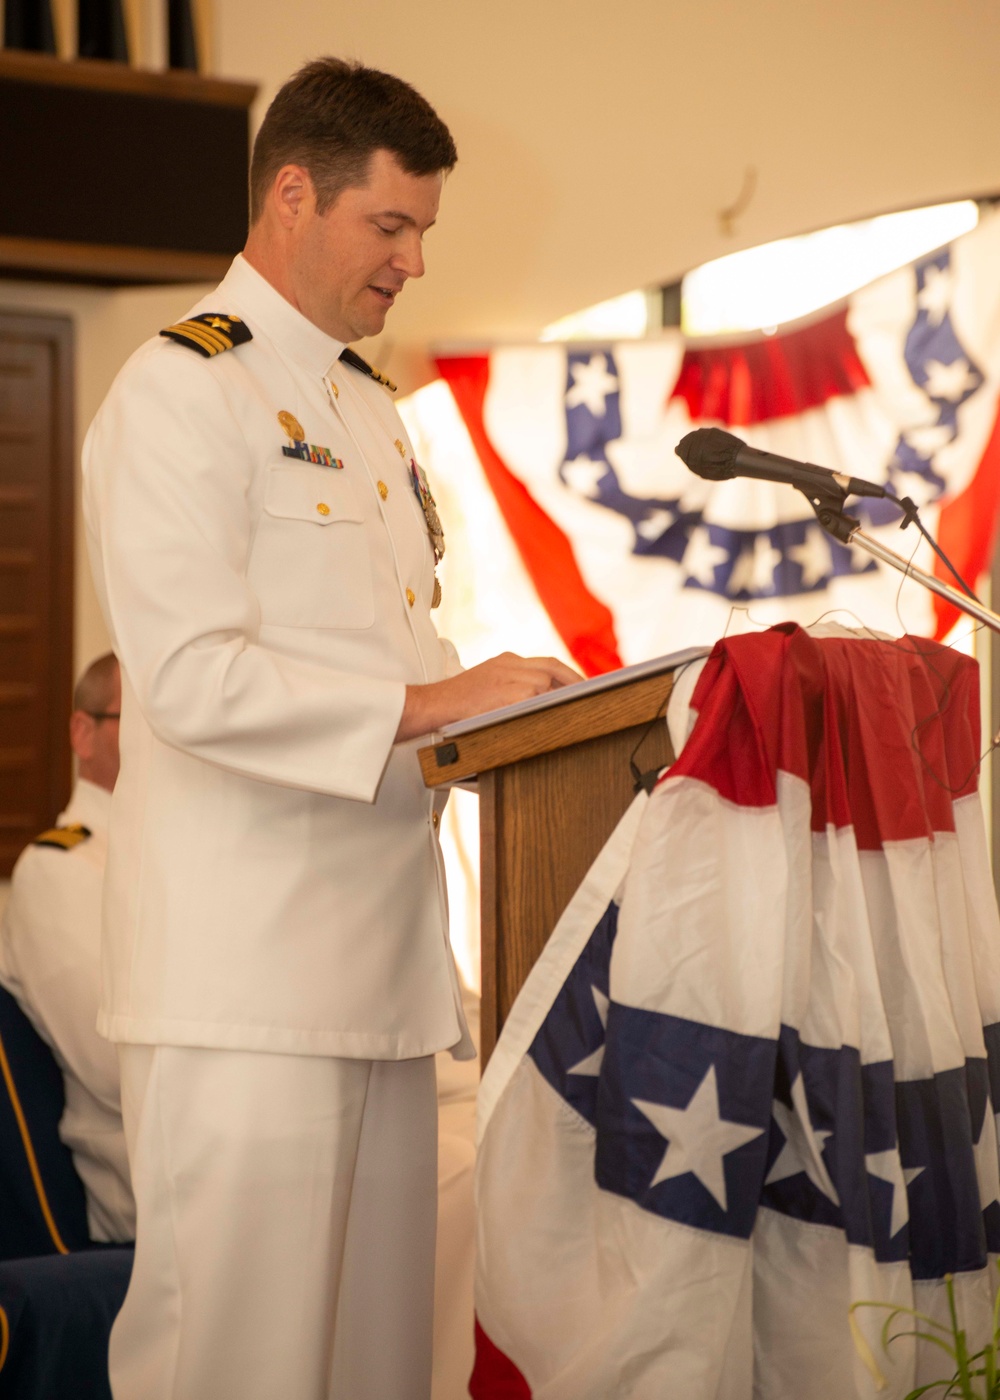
[675,427,887,501]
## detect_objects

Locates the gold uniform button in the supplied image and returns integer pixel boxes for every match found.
[377,480,389,501]
[328,380,339,398]
[316,502,330,516]
[432,811,440,830]
[405,588,415,607]
[394,438,406,458]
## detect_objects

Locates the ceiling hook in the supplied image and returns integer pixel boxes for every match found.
[718,167,758,238]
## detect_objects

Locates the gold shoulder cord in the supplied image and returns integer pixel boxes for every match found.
[0,1029,70,1254]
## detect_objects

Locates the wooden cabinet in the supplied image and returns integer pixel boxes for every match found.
[0,311,74,876]
[0,51,256,285]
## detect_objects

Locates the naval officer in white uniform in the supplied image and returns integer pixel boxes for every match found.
[0,653,133,1244]
[83,57,576,1400]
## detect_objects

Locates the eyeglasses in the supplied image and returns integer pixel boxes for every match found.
[86,712,120,722]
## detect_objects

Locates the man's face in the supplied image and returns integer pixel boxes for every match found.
[291,149,444,343]
[71,665,121,793]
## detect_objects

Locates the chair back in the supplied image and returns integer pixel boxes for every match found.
[0,986,91,1258]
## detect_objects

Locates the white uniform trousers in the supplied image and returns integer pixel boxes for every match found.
[431,1098,476,1400]
[111,1045,438,1400]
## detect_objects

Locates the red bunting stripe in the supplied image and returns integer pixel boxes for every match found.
[932,393,1000,638]
[469,1319,533,1399]
[436,355,624,676]
[671,307,872,426]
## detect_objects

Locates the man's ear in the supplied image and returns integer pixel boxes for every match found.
[271,164,315,230]
[69,710,94,763]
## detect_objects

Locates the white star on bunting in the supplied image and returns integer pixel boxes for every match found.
[567,986,609,1077]
[916,264,954,327]
[888,472,940,509]
[635,509,674,541]
[923,358,979,402]
[683,527,730,586]
[903,422,954,458]
[973,1102,1000,1212]
[633,1064,764,1211]
[865,1148,923,1238]
[787,526,832,588]
[561,456,609,498]
[765,1073,840,1205]
[726,534,782,597]
[565,354,619,416]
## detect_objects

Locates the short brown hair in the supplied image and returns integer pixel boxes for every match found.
[249,58,457,225]
[73,652,118,715]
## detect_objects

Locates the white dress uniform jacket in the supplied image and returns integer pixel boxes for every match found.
[83,255,472,1062]
[0,780,135,1242]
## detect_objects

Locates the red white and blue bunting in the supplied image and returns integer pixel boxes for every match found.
[471,626,1000,1399]
[436,208,1000,674]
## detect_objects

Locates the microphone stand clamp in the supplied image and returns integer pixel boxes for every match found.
[798,482,1000,638]
[801,483,860,548]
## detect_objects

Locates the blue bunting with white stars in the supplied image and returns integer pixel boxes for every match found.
[555,248,988,593]
[527,924,1000,1273]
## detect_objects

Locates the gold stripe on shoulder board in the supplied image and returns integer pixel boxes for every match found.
[33,823,91,850]
[159,314,254,358]
[161,322,231,356]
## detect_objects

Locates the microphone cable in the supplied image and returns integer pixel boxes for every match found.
[890,492,979,602]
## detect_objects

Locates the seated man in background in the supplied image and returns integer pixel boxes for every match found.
[0,652,133,1243]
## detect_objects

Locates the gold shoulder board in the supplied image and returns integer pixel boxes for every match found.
[159,314,253,358]
[33,823,92,851]
[339,347,397,393]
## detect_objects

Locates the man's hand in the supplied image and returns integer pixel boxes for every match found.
[396,652,581,743]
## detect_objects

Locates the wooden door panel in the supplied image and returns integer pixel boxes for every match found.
[0,313,73,876]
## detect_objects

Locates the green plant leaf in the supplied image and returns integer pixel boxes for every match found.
[854,1267,1000,1400]
[888,1330,962,1360]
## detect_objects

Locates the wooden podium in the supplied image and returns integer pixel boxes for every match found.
[419,659,693,1062]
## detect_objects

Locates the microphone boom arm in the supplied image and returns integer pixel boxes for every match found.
[806,487,1000,637]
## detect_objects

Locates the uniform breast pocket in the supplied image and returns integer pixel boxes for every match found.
[247,465,375,630]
